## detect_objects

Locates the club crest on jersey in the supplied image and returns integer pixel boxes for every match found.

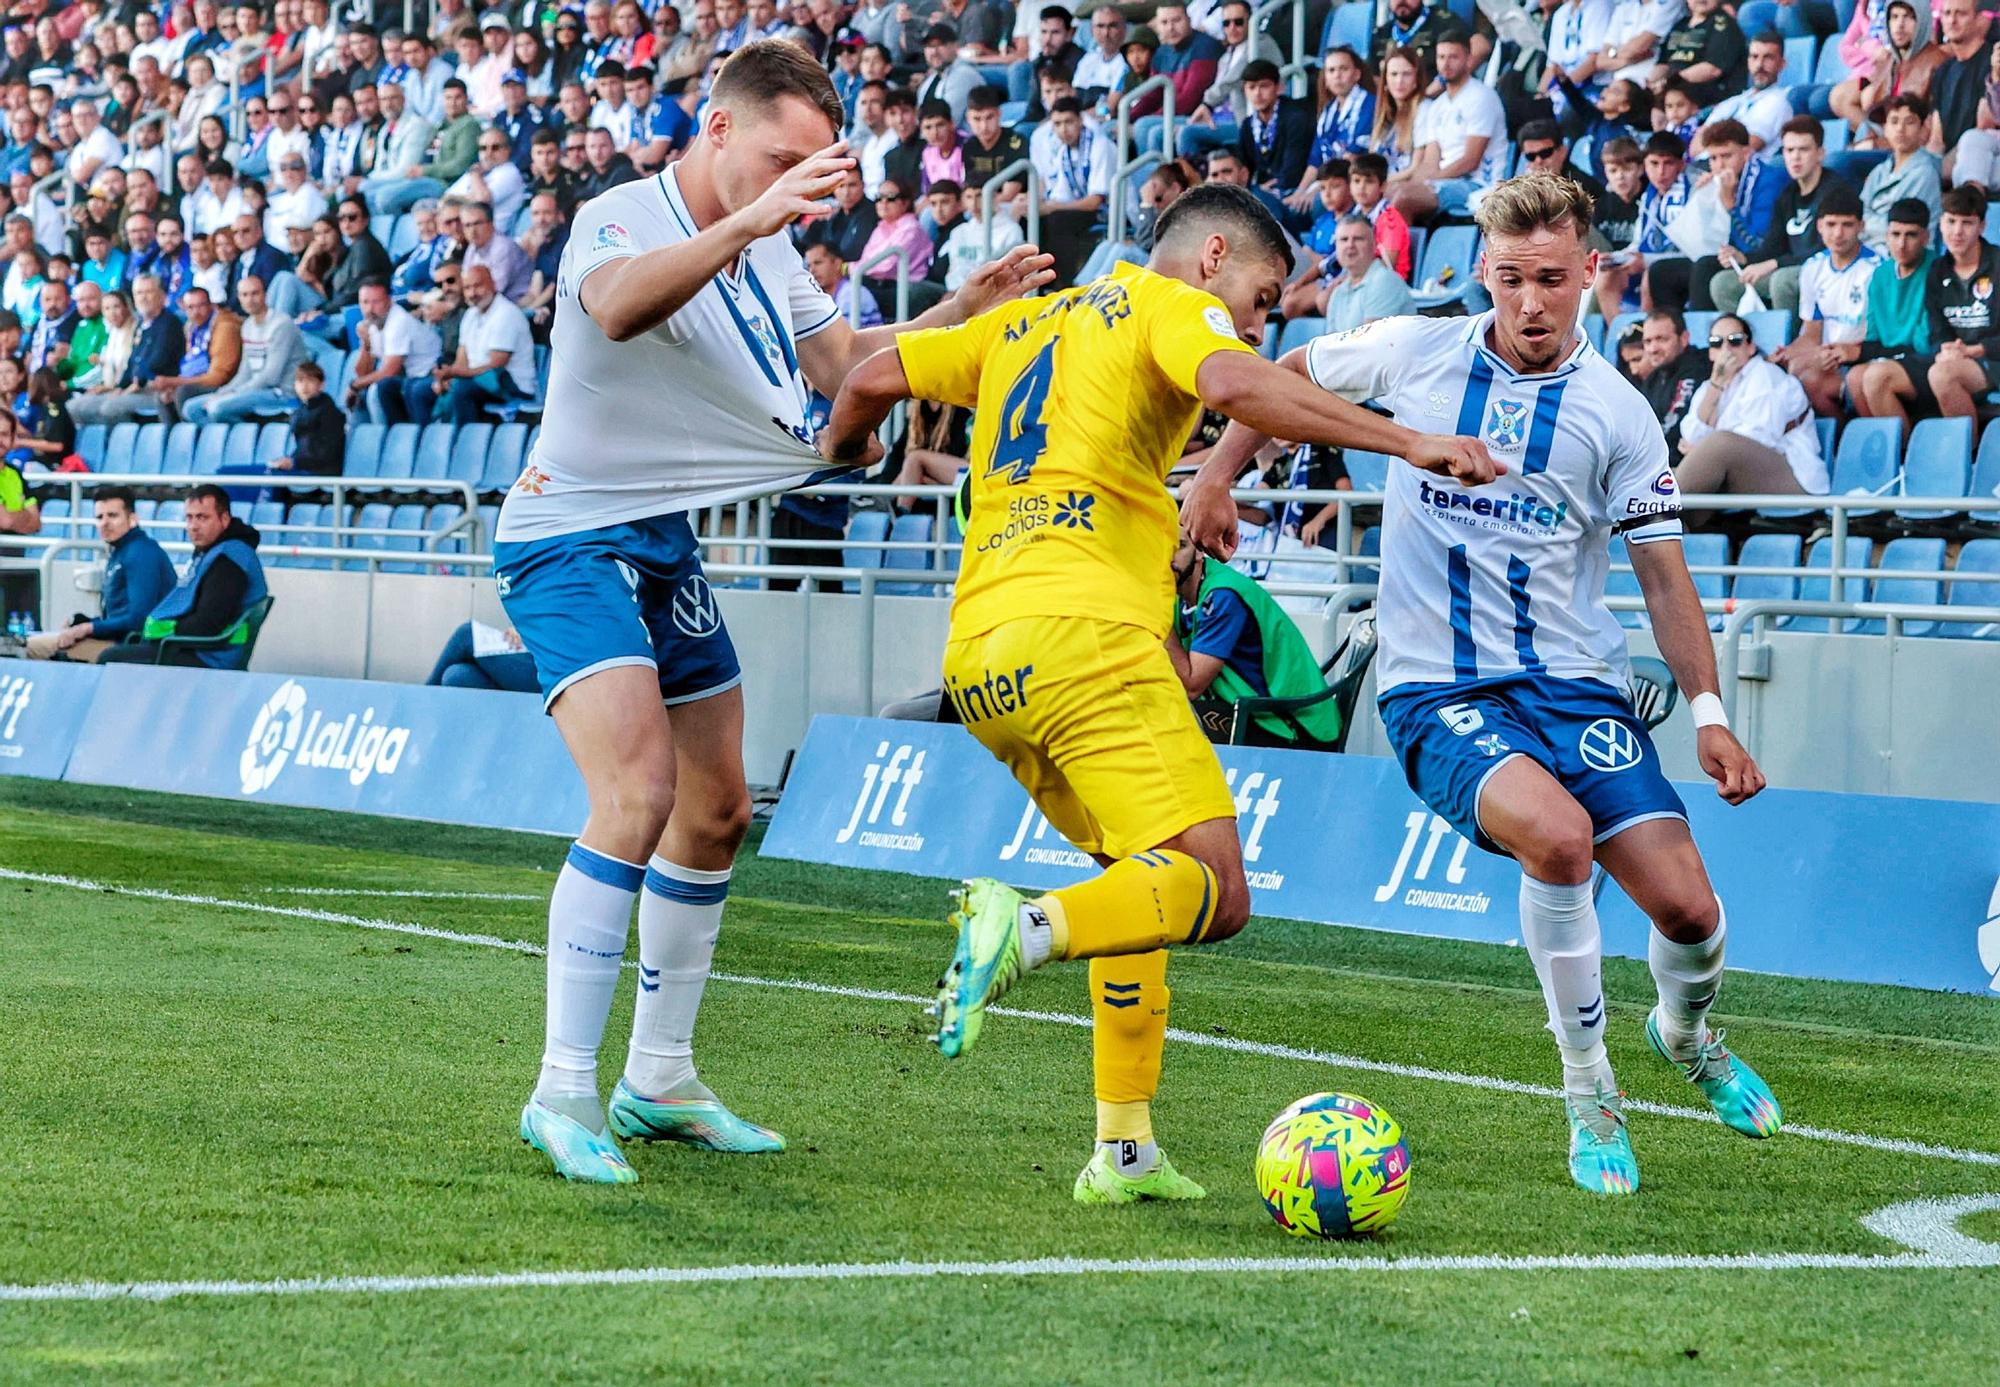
[1483,399,1529,449]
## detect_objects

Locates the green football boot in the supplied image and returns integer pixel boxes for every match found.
[519,1099,638,1185]
[934,878,1031,1059]
[606,1078,786,1153]
[1646,1010,1784,1138]
[1564,1085,1640,1195]
[1073,1148,1208,1205]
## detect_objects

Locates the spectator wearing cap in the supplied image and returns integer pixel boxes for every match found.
[1860,94,1941,250]
[1179,0,1281,160]
[431,263,535,422]
[627,66,695,172]
[450,130,527,235]
[1389,29,1506,224]
[348,277,441,426]
[1234,59,1313,196]
[468,14,517,117]
[459,199,532,304]
[263,149,329,247]
[396,33,452,126]
[496,67,548,172]
[915,23,983,125]
[1847,198,1937,420]
[181,273,309,424]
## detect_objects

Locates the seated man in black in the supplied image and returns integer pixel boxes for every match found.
[102,484,268,668]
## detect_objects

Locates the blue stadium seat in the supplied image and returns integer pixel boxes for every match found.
[153,498,186,539]
[1583,314,1606,355]
[1416,226,1479,294]
[1404,225,1427,281]
[1792,535,1873,631]
[385,213,419,259]
[1820,117,1848,152]
[1898,416,1972,523]
[481,422,529,491]
[1828,416,1901,517]
[1351,524,1381,583]
[331,350,359,400]
[1344,449,1389,492]
[1985,204,2000,246]
[1274,315,1324,357]
[40,497,68,529]
[344,422,385,478]
[1781,35,1818,87]
[131,422,168,475]
[1731,534,1801,614]
[1683,310,1718,346]
[163,422,199,475]
[1743,309,1792,355]
[1854,537,1946,635]
[1813,40,1850,83]
[383,503,429,573]
[1969,419,2000,528]
[255,422,292,467]
[1324,0,1373,55]
[446,422,493,488]
[277,501,322,567]
[1814,415,1837,463]
[223,422,260,472]
[1683,532,1729,630]
[190,424,228,474]
[349,502,394,570]
[483,344,551,422]
[427,503,467,554]
[77,424,107,470]
[133,499,158,522]
[103,422,138,473]
[412,422,456,481]
[377,422,419,480]
[842,510,890,592]
[1606,536,1647,629]
[881,514,935,595]
[477,503,501,549]
[249,499,286,533]
[1943,538,2000,637]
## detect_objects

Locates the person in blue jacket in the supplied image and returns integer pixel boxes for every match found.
[26,486,178,662]
[101,484,267,669]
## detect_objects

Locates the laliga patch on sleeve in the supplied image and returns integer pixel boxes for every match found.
[594,221,634,251]
[1203,305,1239,340]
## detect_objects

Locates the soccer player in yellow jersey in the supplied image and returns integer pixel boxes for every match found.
[824,184,1498,1202]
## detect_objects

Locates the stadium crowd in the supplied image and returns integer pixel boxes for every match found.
[8,0,2000,670]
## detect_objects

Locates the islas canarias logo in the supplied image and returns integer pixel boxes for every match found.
[240,679,412,795]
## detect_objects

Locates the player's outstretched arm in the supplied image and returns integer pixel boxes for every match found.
[798,245,1056,395]
[582,141,856,342]
[1627,537,1766,806]
[819,344,907,471]
[1179,349,1501,560]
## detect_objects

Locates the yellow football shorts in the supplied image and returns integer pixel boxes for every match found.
[942,616,1238,860]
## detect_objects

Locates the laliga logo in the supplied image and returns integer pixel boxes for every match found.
[240,679,412,796]
[1981,879,2000,994]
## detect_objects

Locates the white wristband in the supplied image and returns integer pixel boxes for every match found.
[1689,692,1728,730]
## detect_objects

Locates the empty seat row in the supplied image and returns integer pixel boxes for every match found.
[343,421,538,492]
[76,421,292,477]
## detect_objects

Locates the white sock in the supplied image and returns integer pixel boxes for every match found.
[1017,903,1054,968]
[624,857,731,1100]
[1099,1137,1160,1177]
[534,843,642,1128]
[1649,898,1727,1060]
[1518,873,1613,1100]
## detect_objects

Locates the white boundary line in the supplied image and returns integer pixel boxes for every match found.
[6,866,1999,1173]
[6,1195,1999,1304]
[262,888,541,901]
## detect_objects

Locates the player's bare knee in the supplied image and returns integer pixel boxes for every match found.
[684,786,753,857]
[1521,816,1596,885]
[1649,890,1720,943]
[1206,875,1252,941]
[603,768,677,843]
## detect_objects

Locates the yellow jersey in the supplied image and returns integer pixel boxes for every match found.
[895,261,1255,640]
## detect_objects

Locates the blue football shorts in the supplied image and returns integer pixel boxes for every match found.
[493,511,741,711]
[1378,672,1687,856]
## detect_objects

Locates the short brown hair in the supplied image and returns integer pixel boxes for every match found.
[1474,171,1595,242]
[1701,118,1750,149]
[711,38,845,135]
[1600,136,1641,168]
[1779,113,1822,146]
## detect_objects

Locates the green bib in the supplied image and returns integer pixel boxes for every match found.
[1178,561,1341,744]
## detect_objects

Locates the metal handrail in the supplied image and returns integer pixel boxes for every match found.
[1107,74,1177,248]
[852,245,911,324]
[1717,598,2000,719]
[978,157,1042,261]
[1249,0,1313,97]
[34,472,487,550]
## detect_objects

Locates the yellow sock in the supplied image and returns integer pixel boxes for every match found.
[1034,851,1218,962]
[1091,950,1169,1144]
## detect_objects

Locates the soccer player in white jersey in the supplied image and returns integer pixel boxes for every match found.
[1184,172,1784,1196]
[494,40,1054,1184]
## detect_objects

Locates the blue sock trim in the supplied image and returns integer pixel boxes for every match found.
[566,842,645,892]
[644,864,731,906]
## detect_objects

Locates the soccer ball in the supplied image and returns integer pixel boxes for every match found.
[1255,1092,1411,1238]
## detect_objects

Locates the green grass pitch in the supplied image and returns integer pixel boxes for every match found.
[0,779,1996,1385]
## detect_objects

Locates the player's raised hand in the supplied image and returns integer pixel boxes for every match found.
[814,424,884,474]
[1179,477,1241,561]
[1697,725,1766,805]
[954,245,1058,316]
[1407,435,1505,486]
[739,141,857,238]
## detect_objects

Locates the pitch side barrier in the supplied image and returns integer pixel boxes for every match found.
[5,665,1997,995]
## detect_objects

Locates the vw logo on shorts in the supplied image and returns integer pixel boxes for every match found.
[672,574,721,638]
[1578,718,1643,773]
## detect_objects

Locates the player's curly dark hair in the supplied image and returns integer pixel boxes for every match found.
[1153,183,1295,276]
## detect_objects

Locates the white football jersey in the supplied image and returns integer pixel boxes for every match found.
[497,165,841,543]
[1798,245,1880,346]
[1304,313,1682,693]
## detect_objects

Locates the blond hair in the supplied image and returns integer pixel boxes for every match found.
[1474,171,1596,242]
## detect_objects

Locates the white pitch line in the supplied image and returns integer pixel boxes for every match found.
[262,888,540,901]
[7,866,1999,1172]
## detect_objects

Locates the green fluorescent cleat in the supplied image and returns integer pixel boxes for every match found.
[935,878,1029,1060]
[606,1079,786,1153]
[519,1099,638,1185]
[1073,1149,1208,1205]
[1564,1086,1640,1196]
[1647,1011,1784,1139]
